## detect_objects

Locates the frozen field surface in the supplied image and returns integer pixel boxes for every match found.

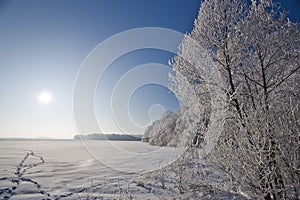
[0,140,175,199]
[0,140,249,199]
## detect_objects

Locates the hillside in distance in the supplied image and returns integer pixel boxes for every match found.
[73,133,142,141]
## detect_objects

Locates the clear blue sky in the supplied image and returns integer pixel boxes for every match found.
[0,0,299,139]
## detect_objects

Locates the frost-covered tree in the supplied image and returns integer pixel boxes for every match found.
[229,1,300,198]
[169,34,217,148]
[142,111,179,147]
[240,0,300,110]
[191,0,248,119]
[169,0,300,199]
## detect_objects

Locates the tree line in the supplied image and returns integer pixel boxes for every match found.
[144,0,299,199]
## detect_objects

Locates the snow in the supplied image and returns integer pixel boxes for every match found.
[0,140,249,199]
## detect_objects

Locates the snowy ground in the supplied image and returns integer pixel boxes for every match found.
[0,140,250,199]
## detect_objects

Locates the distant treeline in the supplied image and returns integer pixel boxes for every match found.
[73,133,142,141]
[0,138,71,141]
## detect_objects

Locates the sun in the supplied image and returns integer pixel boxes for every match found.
[37,91,53,104]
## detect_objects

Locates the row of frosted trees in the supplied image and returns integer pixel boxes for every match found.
[168,0,299,199]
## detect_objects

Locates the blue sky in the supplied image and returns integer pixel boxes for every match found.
[0,0,299,139]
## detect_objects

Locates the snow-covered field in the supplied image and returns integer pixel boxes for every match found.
[0,140,179,199]
[0,140,249,199]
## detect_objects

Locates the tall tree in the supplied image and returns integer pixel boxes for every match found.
[169,0,300,198]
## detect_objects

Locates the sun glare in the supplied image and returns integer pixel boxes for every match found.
[37,91,53,104]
